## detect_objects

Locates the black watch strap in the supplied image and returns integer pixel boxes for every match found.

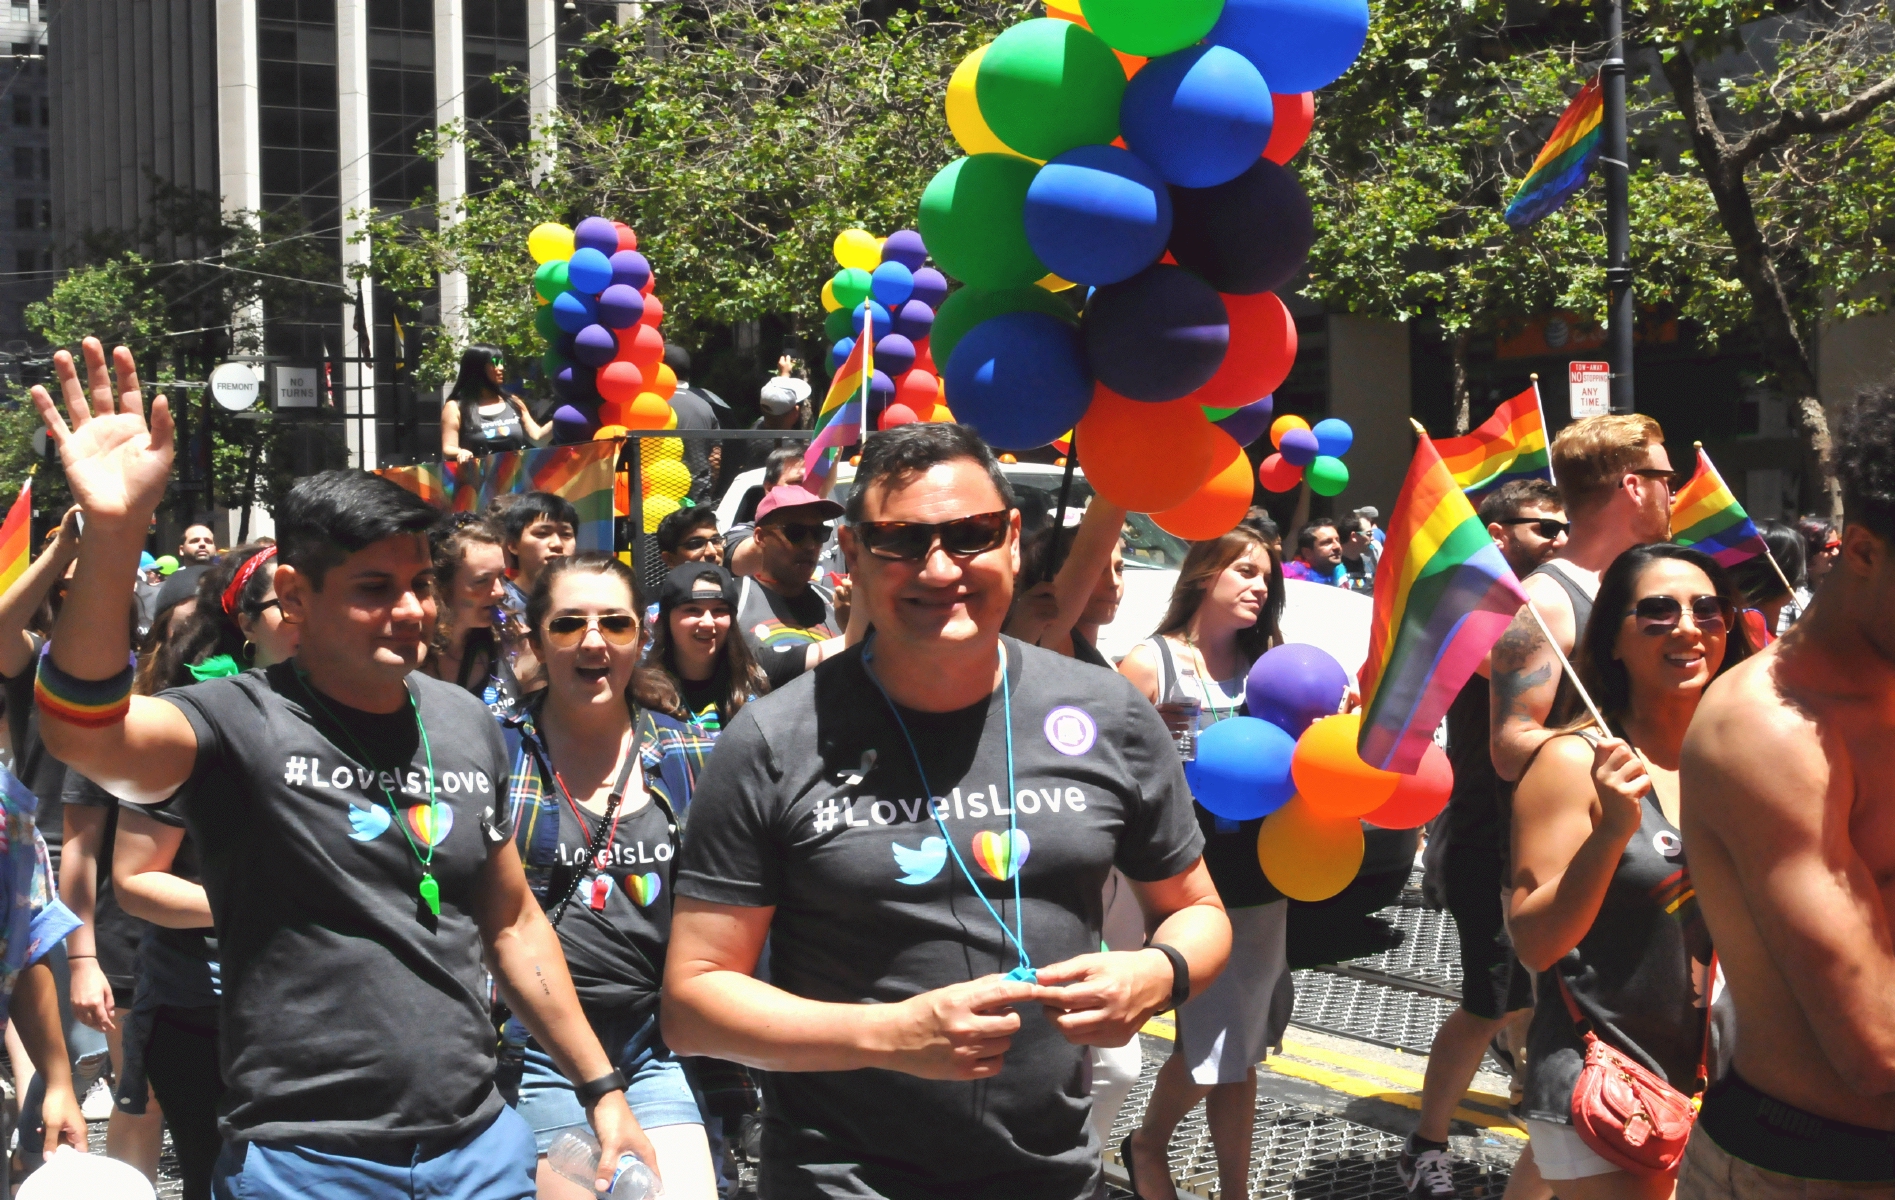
[574,1069,629,1108]
[1149,942,1190,1012]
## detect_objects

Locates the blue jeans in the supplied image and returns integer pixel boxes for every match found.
[502,1011,701,1154]
[211,1105,536,1200]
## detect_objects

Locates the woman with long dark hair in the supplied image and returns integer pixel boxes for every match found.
[423,513,522,715]
[1119,525,1286,1200]
[441,344,551,462]
[1510,544,1747,1197]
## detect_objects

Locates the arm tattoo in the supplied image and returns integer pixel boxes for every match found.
[1492,664,1553,731]
[534,963,552,997]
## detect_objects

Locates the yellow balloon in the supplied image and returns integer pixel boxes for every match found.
[527,222,574,264]
[1256,796,1366,902]
[947,47,1038,162]
[663,410,680,432]
[834,229,882,272]
[821,280,842,312]
[653,436,684,461]
[536,294,550,306]
[647,458,693,500]
[1037,272,1078,293]
[643,495,681,534]
[1046,0,1082,13]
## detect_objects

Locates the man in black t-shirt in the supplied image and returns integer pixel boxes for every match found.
[665,423,1231,1200]
[735,484,841,667]
[29,338,648,1200]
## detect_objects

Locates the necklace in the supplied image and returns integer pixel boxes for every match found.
[862,635,1033,982]
[1183,640,1243,724]
[295,671,444,918]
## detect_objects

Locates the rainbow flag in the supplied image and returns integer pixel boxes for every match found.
[1358,432,1531,773]
[1672,446,1766,567]
[1434,386,1553,498]
[0,479,29,598]
[378,440,620,553]
[804,320,874,482]
[1505,76,1604,230]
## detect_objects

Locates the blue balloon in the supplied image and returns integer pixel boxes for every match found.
[830,337,857,373]
[1083,264,1229,402]
[870,261,916,309]
[551,291,596,334]
[1245,644,1349,738]
[944,311,1093,449]
[552,404,598,444]
[595,284,645,330]
[893,299,937,342]
[572,324,618,368]
[1023,145,1174,288]
[1169,158,1315,296]
[573,216,619,256]
[567,247,613,295]
[1209,0,1370,94]
[853,299,893,338]
[609,250,652,292]
[1278,425,1320,467]
[1213,395,1275,445]
[1121,45,1275,189]
[1183,716,1297,820]
[875,332,917,378]
[882,229,929,271]
[909,267,950,311]
[1312,417,1354,458]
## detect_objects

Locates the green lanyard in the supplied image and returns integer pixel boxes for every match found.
[295,670,445,918]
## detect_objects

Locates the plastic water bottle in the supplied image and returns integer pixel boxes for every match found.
[546,1126,663,1199]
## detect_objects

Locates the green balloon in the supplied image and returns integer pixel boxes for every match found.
[975,19,1126,160]
[1307,455,1350,497]
[533,303,561,342]
[1201,405,1240,421]
[1083,0,1226,57]
[931,285,1077,372]
[533,259,569,302]
[824,306,854,343]
[541,348,570,380]
[831,268,873,311]
[919,155,1049,291]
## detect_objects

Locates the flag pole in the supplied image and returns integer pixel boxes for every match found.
[858,304,873,451]
[1523,598,1614,737]
[1530,373,1556,486]
[1692,441,1796,599]
[1602,0,1636,414]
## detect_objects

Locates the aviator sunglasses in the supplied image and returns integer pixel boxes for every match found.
[853,510,1012,562]
[1625,594,1730,635]
[542,613,640,649]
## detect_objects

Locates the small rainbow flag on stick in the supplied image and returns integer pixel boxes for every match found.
[1505,76,1604,230]
[0,479,30,598]
[1434,385,1553,498]
[1358,427,1531,773]
[804,312,874,483]
[1672,445,1768,567]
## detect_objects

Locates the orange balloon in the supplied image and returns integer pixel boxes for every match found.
[1153,430,1253,540]
[594,424,627,441]
[1257,795,1366,902]
[1364,742,1455,830]
[623,392,672,430]
[1292,713,1400,818]
[1270,414,1310,449]
[640,293,665,328]
[650,362,678,402]
[1076,386,1218,513]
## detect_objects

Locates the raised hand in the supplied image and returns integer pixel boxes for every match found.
[30,339,173,529]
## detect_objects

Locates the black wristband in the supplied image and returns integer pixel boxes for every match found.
[1148,942,1190,1012]
[573,1069,628,1108]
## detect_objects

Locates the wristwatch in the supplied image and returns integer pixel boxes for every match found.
[1148,942,1191,1013]
[574,1069,629,1108]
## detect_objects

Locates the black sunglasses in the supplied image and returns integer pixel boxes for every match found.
[1625,594,1730,635]
[767,522,831,546]
[678,534,725,552]
[1497,517,1570,540]
[854,510,1012,562]
[543,613,640,648]
[1624,467,1683,494]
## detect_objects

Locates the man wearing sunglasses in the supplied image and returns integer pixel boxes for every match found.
[665,423,1230,1200]
[1677,387,1895,1194]
[734,484,841,672]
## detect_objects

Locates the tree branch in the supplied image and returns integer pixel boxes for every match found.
[1730,71,1895,169]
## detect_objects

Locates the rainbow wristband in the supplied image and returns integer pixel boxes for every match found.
[34,646,136,729]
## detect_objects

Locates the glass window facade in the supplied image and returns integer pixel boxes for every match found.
[464,0,528,161]
[368,0,435,215]
[256,0,340,363]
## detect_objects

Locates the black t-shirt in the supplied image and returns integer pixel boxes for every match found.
[738,576,837,671]
[60,775,148,989]
[4,665,68,870]
[1444,675,1507,873]
[159,664,514,1150]
[539,794,676,1022]
[675,637,1204,1200]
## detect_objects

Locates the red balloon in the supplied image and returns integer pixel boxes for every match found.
[1077,387,1219,513]
[640,294,665,328]
[597,360,644,403]
[1364,742,1454,829]
[1259,453,1304,492]
[881,403,920,428]
[1188,291,1297,411]
[613,221,638,252]
[895,368,940,412]
[641,271,657,297]
[1264,93,1314,165]
[913,337,936,375]
[618,324,665,373]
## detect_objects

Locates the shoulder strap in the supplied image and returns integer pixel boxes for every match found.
[737,575,754,614]
[1554,966,1593,1035]
[1151,638,1179,700]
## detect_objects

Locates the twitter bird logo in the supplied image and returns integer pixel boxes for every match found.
[892,837,948,886]
[347,804,391,842]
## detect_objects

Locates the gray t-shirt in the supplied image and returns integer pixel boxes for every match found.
[675,637,1204,1199]
[158,664,514,1151]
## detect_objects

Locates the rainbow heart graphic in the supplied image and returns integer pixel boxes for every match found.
[404,802,454,848]
[627,872,662,907]
[971,829,1031,882]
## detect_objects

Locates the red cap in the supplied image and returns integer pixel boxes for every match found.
[756,484,844,524]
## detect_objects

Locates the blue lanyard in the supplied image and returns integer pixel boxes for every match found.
[862,635,1033,983]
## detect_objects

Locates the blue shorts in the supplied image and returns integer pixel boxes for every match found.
[505,1011,702,1154]
[211,1105,536,1200]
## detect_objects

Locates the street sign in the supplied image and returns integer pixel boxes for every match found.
[271,364,321,409]
[1568,361,1610,419]
[209,362,260,412]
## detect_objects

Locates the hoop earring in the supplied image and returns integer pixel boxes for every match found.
[242,640,257,663]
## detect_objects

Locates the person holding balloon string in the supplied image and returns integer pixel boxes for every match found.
[441,346,552,463]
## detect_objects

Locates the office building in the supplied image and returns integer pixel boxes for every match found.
[0,0,50,351]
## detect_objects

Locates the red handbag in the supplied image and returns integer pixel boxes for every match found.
[1557,968,1712,1176]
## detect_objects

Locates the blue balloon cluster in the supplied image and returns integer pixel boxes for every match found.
[1183,640,1351,820]
[530,213,669,443]
[822,229,947,429]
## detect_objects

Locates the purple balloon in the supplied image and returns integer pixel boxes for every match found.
[909,267,950,311]
[554,364,599,404]
[1213,395,1275,446]
[595,284,646,330]
[894,299,937,342]
[609,250,652,292]
[881,228,929,271]
[1169,158,1315,296]
[572,324,618,368]
[874,332,917,377]
[552,404,598,444]
[1278,425,1320,467]
[1245,643,1349,738]
[1083,264,1229,402]
[868,369,896,412]
[573,216,620,255]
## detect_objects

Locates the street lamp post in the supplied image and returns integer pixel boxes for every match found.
[1602,0,1636,413]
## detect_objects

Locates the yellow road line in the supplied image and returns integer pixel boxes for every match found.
[1264,1057,1526,1140]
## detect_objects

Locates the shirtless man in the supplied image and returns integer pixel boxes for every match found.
[1678,387,1895,1192]
[1489,415,1674,782]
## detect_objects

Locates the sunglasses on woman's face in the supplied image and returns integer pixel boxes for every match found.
[853,510,1012,562]
[1625,594,1730,635]
[542,613,639,649]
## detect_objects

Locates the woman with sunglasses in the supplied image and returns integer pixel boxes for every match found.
[423,514,522,716]
[501,554,715,1198]
[1510,544,1747,1197]
[1118,525,1286,1200]
[441,345,551,463]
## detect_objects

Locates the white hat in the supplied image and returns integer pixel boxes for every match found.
[759,376,811,416]
[20,1147,156,1199]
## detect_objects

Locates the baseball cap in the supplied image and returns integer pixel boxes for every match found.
[658,562,740,621]
[755,484,843,524]
[1354,506,1379,522]
[154,554,180,576]
[154,564,208,616]
[759,376,809,415]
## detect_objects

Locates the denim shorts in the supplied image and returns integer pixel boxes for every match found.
[503,1011,701,1153]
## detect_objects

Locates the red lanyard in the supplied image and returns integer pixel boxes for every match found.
[547,734,638,873]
